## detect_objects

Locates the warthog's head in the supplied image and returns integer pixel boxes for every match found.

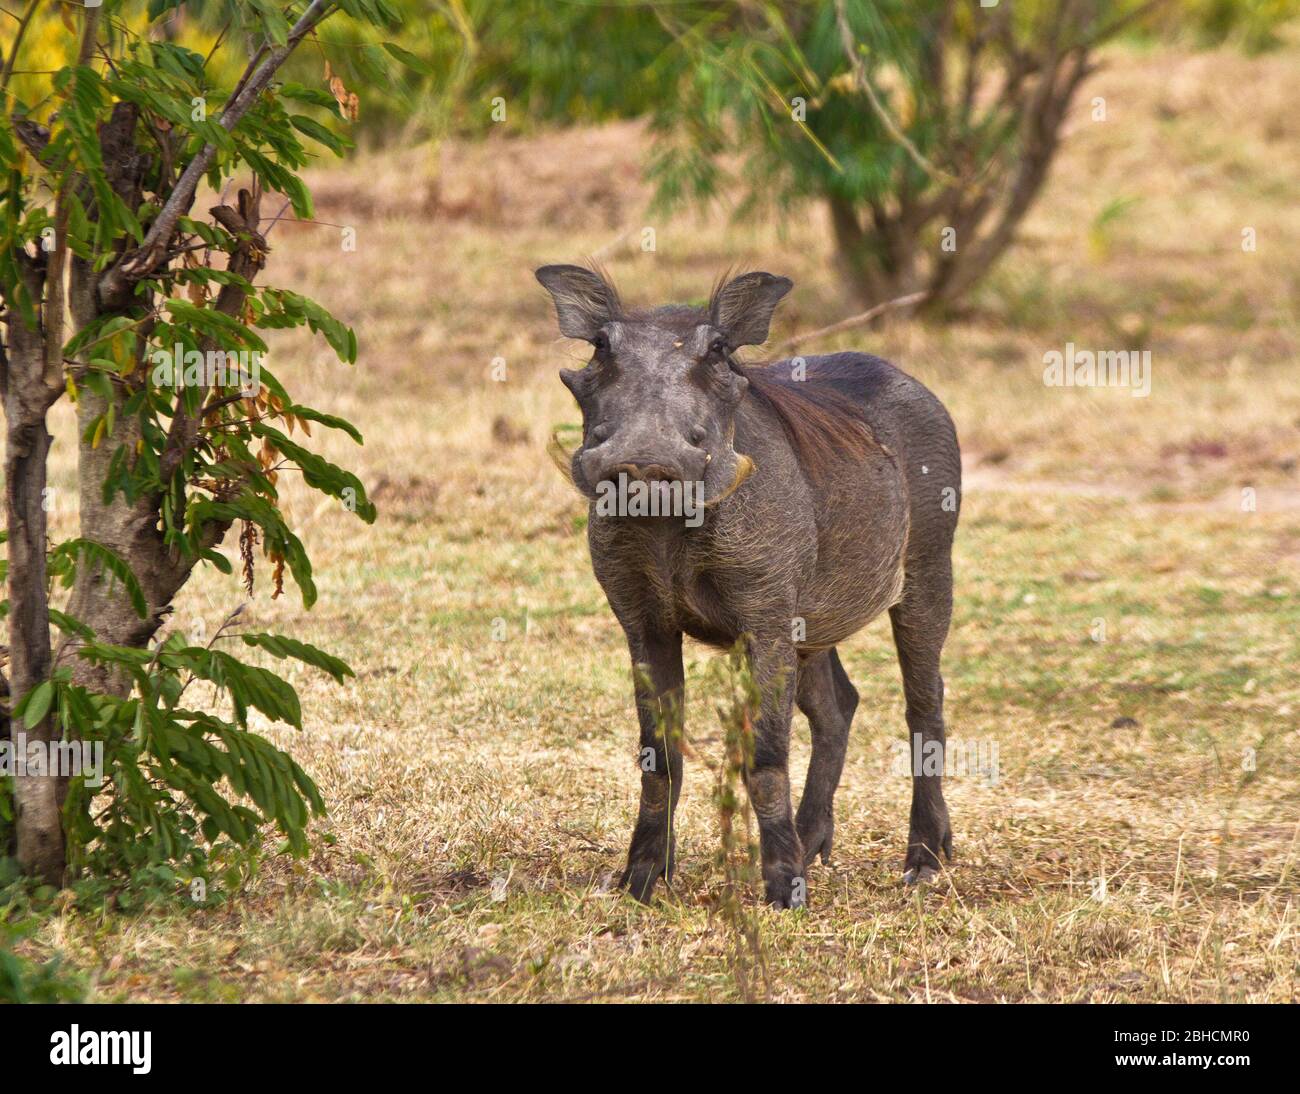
[536,264,791,503]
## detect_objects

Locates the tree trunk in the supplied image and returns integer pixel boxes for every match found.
[826,20,1098,319]
[60,397,178,687]
[828,195,930,315]
[829,196,897,309]
[2,0,324,883]
[929,51,1094,308]
[3,308,63,884]
[56,195,266,687]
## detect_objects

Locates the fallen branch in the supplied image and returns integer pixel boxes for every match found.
[771,290,928,355]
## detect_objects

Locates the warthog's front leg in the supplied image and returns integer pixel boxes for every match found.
[618,628,684,903]
[744,634,805,908]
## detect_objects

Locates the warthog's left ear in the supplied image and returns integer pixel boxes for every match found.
[535,264,621,342]
[709,271,793,347]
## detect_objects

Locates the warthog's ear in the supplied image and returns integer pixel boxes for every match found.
[709,271,793,347]
[535,264,620,342]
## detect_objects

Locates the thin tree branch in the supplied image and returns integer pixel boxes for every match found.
[158,193,268,485]
[833,0,956,186]
[772,291,928,355]
[40,3,101,405]
[1077,0,1170,51]
[98,0,335,307]
[0,0,42,95]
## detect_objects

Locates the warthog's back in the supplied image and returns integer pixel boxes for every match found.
[769,351,961,555]
[743,351,960,646]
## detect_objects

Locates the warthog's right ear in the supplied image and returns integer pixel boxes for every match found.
[535,264,621,342]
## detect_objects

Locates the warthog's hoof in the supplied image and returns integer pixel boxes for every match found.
[795,808,834,869]
[763,866,808,910]
[619,858,669,904]
[903,813,953,886]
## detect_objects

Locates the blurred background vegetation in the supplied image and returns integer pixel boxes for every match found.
[324,0,1298,141]
[7,0,1295,309]
[11,1,1296,137]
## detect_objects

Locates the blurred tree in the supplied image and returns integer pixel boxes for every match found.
[1176,0,1300,51]
[644,0,1297,313]
[298,0,677,141]
[299,0,1291,311]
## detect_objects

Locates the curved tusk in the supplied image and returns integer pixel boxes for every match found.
[547,431,582,491]
[701,453,754,508]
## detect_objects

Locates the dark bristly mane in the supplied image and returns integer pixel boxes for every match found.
[734,361,880,476]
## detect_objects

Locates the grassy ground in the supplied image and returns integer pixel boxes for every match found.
[19,39,1300,1001]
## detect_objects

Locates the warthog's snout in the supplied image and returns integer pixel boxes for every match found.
[581,437,707,489]
[611,461,683,483]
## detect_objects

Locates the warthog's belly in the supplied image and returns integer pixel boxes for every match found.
[795,552,906,649]
[793,460,910,649]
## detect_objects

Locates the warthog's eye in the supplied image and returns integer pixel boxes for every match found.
[691,350,732,392]
[591,331,610,355]
[708,336,728,357]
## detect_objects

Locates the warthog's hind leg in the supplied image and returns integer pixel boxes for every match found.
[794,648,858,869]
[889,556,954,885]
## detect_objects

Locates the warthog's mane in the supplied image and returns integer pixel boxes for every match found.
[733,360,881,477]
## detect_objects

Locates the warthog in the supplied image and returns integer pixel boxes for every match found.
[537,264,960,908]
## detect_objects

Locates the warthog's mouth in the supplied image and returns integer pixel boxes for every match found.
[547,430,754,511]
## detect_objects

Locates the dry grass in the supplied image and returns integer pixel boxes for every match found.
[18,38,1300,1001]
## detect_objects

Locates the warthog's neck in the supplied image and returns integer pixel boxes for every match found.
[588,502,756,647]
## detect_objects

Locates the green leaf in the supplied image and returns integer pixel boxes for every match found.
[50,540,148,620]
[253,424,376,522]
[151,646,303,730]
[147,0,188,22]
[289,114,352,157]
[188,491,317,608]
[240,633,354,684]
[164,298,269,353]
[241,149,314,219]
[255,289,356,362]
[49,608,95,640]
[382,43,435,76]
[277,83,344,116]
[22,681,55,729]
[249,0,291,47]
[285,404,363,444]
[199,549,233,575]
